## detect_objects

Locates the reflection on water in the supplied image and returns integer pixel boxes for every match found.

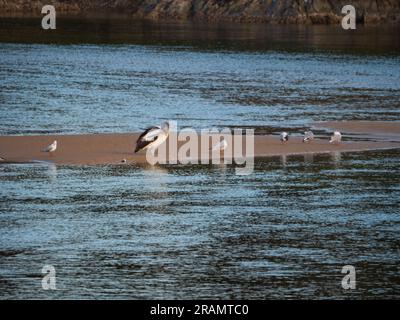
[0,17,399,54]
[281,154,288,168]
[304,153,314,164]
[0,150,399,299]
[331,151,342,165]
[45,163,57,182]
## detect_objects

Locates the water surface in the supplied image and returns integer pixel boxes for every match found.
[0,18,399,299]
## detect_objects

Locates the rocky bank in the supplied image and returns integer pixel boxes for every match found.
[0,0,399,24]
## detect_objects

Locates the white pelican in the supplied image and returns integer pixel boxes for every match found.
[329,131,342,144]
[280,132,289,142]
[42,140,57,153]
[303,131,314,142]
[135,122,170,153]
[210,139,228,151]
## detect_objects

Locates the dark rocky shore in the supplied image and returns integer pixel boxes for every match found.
[0,0,399,24]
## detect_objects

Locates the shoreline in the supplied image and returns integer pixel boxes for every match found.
[1,121,399,166]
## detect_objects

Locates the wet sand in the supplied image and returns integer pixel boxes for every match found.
[313,121,400,135]
[1,121,399,165]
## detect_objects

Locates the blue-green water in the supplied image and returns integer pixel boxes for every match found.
[0,19,399,299]
[1,42,400,135]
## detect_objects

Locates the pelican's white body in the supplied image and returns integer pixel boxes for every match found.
[148,131,168,151]
[135,122,170,153]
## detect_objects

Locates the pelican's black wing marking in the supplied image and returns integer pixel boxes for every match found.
[135,126,160,153]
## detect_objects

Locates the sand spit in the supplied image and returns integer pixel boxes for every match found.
[0,121,399,165]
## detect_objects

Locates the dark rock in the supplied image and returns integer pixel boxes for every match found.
[0,0,399,24]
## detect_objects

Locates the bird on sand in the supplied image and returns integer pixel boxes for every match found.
[303,130,315,143]
[329,131,342,144]
[210,139,228,152]
[42,140,57,154]
[135,122,170,153]
[0,157,4,161]
[280,132,289,142]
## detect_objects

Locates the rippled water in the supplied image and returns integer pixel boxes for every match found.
[0,18,399,299]
[1,151,399,299]
[1,43,400,135]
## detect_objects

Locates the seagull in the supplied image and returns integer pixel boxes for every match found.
[303,131,314,143]
[210,139,228,151]
[135,122,170,153]
[42,140,57,154]
[329,131,342,144]
[0,157,4,161]
[121,159,127,164]
[280,132,289,142]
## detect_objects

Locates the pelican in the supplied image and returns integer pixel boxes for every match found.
[280,132,289,142]
[135,122,170,153]
[210,139,228,151]
[42,140,57,153]
[329,131,342,144]
[303,131,314,142]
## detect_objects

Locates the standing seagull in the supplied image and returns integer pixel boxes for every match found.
[280,132,289,142]
[210,139,228,152]
[303,130,314,143]
[329,131,342,144]
[42,140,57,154]
[135,122,170,153]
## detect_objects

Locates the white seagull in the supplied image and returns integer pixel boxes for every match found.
[42,140,57,154]
[303,130,314,143]
[0,157,4,162]
[210,139,228,152]
[280,132,289,142]
[135,122,170,153]
[329,131,342,144]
